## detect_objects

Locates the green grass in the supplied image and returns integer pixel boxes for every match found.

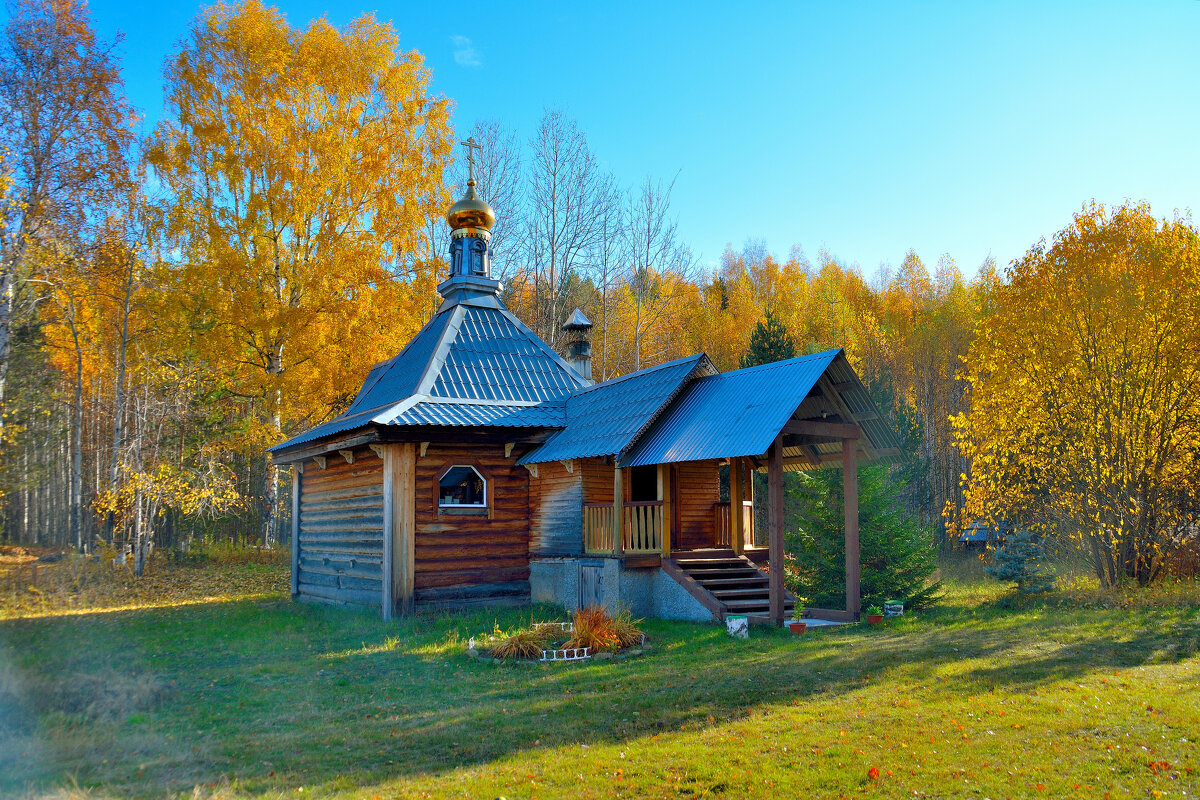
[2,560,1199,799]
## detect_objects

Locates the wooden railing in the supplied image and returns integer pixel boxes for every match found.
[584,503,615,552]
[623,501,663,553]
[714,501,754,549]
[584,500,663,554]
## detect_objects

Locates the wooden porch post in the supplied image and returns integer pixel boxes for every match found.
[612,464,624,557]
[383,443,417,619]
[729,457,744,556]
[290,467,300,598]
[658,463,671,558]
[843,437,860,619]
[768,436,785,625]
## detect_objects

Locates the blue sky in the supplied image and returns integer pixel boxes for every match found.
[68,1,1200,277]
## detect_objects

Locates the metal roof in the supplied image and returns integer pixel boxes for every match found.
[270,297,588,454]
[382,398,566,428]
[342,310,454,416]
[563,308,592,328]
[517,354,713,465]
[429,304,587,402]
[621,349,896,467]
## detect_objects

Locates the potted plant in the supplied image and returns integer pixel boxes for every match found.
[788,602,807,634]
[866,605,884,626]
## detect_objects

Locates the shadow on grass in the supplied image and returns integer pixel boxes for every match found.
[2,591,1199,797]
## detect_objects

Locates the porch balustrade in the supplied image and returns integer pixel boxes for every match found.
[714,501,754,548]
[583,501,663,554]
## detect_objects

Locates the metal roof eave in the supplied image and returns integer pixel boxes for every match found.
[619,349,900,469]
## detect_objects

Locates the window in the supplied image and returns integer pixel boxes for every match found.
[439,465,487,507]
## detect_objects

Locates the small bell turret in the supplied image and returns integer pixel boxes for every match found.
[562,308,594,381]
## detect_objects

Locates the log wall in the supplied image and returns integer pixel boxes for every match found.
[581,458,633,503]
[413,443,531,607]
[296,447,384,607]
[528,460,584,556]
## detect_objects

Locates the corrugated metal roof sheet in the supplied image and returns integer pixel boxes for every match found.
[430,305,586,402]
[270,297,588,454]
[622,350,851,467]
[342,310,453,416]
[266,405,386,451]
[384,399,566,428]
[517,355,711,465]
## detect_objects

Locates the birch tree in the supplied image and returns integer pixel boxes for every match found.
[622,175,694,370]
[0,0,135,435]
[147,0,452,545]
[524,110,605,347]
[953,202,1200,586]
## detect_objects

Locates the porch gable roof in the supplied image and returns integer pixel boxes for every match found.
[621,349,898,467]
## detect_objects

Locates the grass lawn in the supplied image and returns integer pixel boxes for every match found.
[2,560,1199,799]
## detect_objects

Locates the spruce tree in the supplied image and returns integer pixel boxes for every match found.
[740,311,797,368]
[986,529,1055,594]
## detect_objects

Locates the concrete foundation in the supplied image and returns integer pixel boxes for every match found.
[530,557,715,622]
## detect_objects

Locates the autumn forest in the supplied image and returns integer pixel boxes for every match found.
[2,0,1197,591]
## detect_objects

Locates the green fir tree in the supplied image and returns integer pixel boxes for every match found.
[740,311,797,368]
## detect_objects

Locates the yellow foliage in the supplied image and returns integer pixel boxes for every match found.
[146,0,453,445]
[952,202,1200,586]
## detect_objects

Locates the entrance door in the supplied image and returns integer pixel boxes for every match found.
[673,460,721,550]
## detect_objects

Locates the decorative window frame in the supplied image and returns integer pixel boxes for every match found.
[436,463,490,515]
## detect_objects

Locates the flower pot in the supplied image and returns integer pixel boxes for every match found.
[787,621,807,634]
[866,614,884,626]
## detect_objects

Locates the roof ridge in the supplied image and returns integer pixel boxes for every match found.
[414,305,467,396]
[615,354,714,464]
[571,353,705,398]
[370,394,425,425]
[344,308,457,413]
[714,348,841,378]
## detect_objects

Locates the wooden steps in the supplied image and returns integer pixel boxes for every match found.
[664,548,794,620]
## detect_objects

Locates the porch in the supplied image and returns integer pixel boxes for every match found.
[522,349,899,625]
[576,458,789,620]
[580,461,760,559]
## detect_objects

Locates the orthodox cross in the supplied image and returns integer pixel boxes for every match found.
[460,136,482,182]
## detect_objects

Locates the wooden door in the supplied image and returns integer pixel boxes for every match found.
[674,460,720,550]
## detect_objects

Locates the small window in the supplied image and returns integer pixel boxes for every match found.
[439,465,487,507]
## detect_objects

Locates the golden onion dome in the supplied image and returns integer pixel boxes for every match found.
[446,180,495,232]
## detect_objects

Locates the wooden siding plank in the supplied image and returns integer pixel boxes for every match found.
[298,583,379,606]
[290,469,300,597]
[528,459,583,556]
[294,453,384,609]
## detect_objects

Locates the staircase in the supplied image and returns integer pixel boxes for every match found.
[665,548,794,621]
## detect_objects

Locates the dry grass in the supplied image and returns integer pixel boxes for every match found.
[612,609,645,648]
[0,555,288,620]
[488,624,556,659]
[565,605,621,652]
